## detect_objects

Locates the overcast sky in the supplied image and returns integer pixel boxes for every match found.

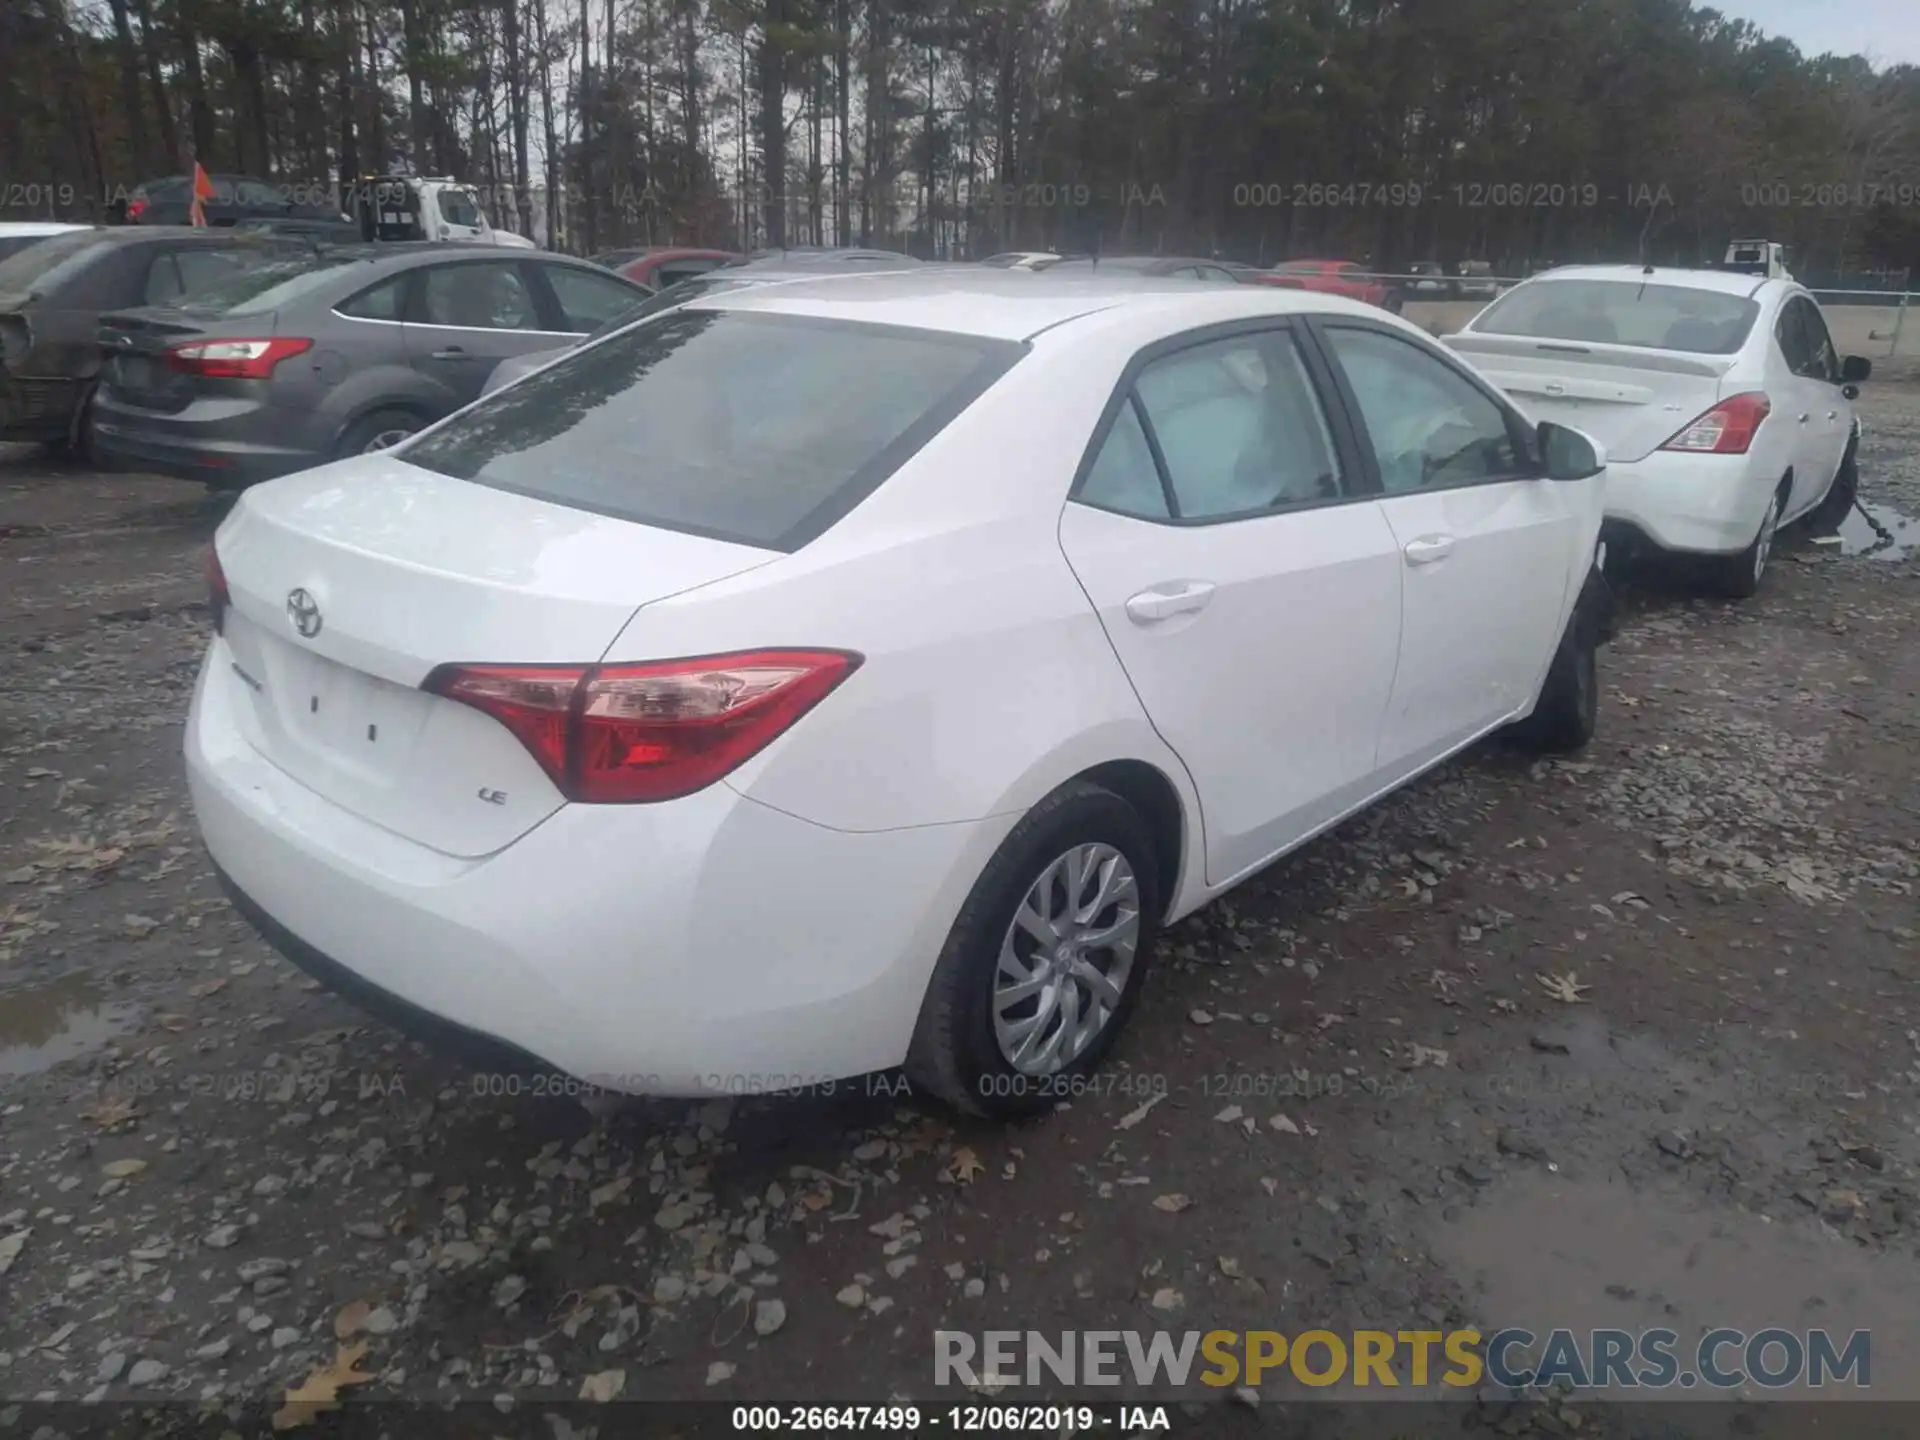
[1713,0,1920,67]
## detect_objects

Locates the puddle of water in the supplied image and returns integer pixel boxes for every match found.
[0,973,139,1077]
[1836,501,1919,560]
[1431,1173,1920,1401]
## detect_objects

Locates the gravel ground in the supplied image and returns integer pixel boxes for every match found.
[0,376,1916,1437]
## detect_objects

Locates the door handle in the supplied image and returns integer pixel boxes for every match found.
[1827,410,1838,420]
[1402,534,1454,565]
[430,347,471,360]
[1125,581,1215,624]
[1797,413,1810,424]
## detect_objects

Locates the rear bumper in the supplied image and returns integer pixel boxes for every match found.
[185,639,1002,1094]
[94,392,326,485]
[1600,450,1777,556]
[0,374,82,441]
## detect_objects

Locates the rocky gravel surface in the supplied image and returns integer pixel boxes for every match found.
[0,375,1916,1437]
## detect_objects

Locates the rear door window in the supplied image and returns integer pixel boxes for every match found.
[1774,299,1812,373]
[1782,296,1837,381]
[337,274,408,321]
[418,262,543,330]
[401,309,1023,550]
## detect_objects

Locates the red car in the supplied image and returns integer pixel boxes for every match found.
[612,247,742,292]
[1257,259,1402,313]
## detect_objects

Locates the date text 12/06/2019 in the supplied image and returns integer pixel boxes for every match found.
[729,1404,1176,1432]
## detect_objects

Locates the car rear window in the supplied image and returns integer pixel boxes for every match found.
[179,249,371,315]
[1472,279,1761,354]
[401,309,1024,551]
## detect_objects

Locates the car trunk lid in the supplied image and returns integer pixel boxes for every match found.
[212,456,780,857]
[1444,334,1736,463]
[98,307,219,413]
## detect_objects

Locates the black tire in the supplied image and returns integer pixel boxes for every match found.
[335,408,426,460]
[906,781,1162,1119]
[1705,485,1785,600]
[1804,442,1858,530]
[61,385,101,467]
[1511,618,1598,754]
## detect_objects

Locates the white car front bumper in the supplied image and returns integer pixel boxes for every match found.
[1600,450,1778,556]
[186,640,1000,1095]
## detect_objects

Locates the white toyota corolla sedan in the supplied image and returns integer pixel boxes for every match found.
[1444,265,1871,598]
[188,271,1613,1117]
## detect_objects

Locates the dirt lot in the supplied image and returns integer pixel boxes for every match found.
[1,371,1916,1436]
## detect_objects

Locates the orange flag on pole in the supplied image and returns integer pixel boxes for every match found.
[188,162,216,227]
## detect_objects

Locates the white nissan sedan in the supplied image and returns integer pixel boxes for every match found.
[1444,265,1871,597]
[188,272,1613,1117]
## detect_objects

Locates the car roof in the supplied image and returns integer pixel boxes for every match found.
[686,267,1384,341]
[0,222,93,236]
[1526,264,1772,298]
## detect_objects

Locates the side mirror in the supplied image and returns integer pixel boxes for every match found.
[1840,355,1872,384]
[1538,421,1605,481]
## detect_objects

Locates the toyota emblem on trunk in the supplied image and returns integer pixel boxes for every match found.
[286,588,323,639]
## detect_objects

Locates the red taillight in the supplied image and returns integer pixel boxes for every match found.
[205,545,230,634]
[1660,392,1770,455]
[165,337,315,380]
[425,650,861,803]
[126,198,147,221]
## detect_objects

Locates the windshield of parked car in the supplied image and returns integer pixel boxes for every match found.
[439,188,483,227]
[0,232,111,295]
[1472,278,1762,353]
[402,309,1024,550]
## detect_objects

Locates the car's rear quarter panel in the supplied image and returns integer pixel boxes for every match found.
[596,317,1206,904]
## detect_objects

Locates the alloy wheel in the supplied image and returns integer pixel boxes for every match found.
[363,428,414,453]
[992,842,1141,1075]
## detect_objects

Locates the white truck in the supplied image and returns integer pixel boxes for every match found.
[350,175,536,248]
[1719,239,1792,280]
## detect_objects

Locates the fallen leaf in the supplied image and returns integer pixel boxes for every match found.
[122,914,160,939]
[271,1342,377,1430]
[1151,1193,1191,1213]
[1213,1105,1244,1124]
[1407,1044,1450,1069]
[800,1190,833,1211]
[85,1099,139,1129]
[589,1175,632,1209]
[156,1014,191,1033]
[1536,971,1592,1004]
[100,1158,147,1179]
[948,1148,985,1185]
[333,1300,372,1340]
[188,978,228,999]
[0,1229,28,1276]
[578,1369,626,1402]
[1217,1256,1242,1277]
[1268,1114,1300,1135]
[1115,1093,1165,1130]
